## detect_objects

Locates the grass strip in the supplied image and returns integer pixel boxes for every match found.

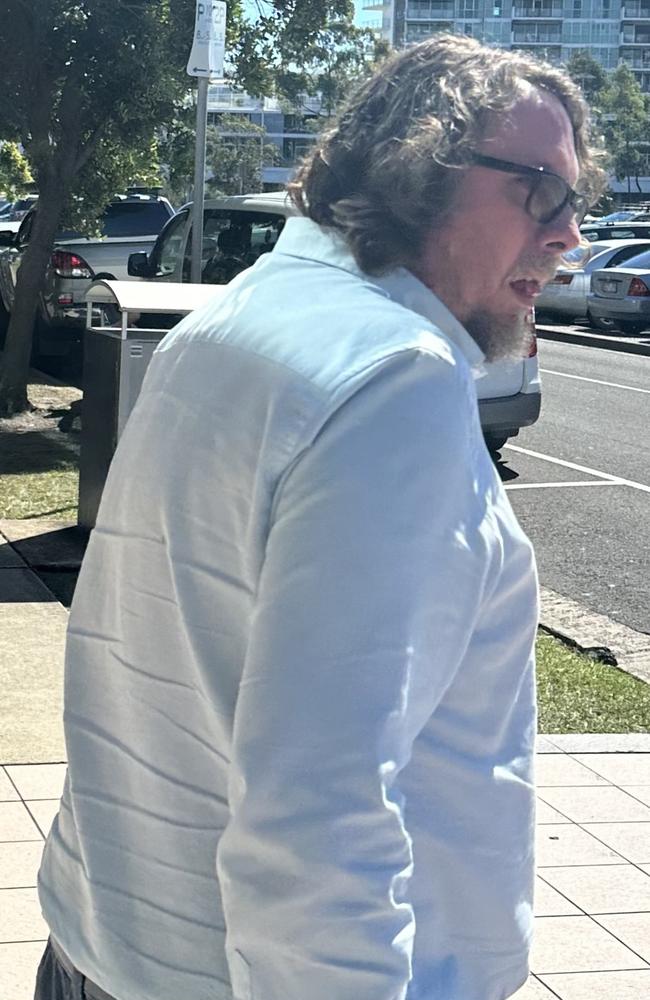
[0,468,79,520]
[537,632,650,733]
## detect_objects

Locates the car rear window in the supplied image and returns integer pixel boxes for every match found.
[101,201,172,237]
[57,201,172,240]
[616,248,650,269]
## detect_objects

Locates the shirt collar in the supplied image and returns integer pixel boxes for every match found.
[276,216,486,376]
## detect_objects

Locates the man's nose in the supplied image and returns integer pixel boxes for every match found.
[539,207,582,253]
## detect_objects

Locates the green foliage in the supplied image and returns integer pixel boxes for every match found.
[566,51,650,193]
[0,0,197,231]
[274,23,390,116]
[227,1,357,97]
[205,115,279,197]
[0,143,33,200]
[565,49,609,106]
[600,64,650,189]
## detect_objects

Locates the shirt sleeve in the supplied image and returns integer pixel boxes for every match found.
[217,347,496,1000]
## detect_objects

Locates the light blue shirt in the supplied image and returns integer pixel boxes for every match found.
[39,217,539,1000]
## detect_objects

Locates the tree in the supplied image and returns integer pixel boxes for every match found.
[600,64,650,195]
[565,49,609,108]
[160,10,389,205]
[0,0,198,415]
[0,0,360,416]
[274,23,390,118]
[0,143,33,200]
[159,111,279,204]
[206,116,279,196]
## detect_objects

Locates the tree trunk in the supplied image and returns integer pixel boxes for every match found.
[0,182,67,416]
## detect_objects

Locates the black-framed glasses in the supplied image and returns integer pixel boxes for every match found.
[471,153,590,226]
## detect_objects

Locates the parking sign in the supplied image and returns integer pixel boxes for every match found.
[187,1,226,79]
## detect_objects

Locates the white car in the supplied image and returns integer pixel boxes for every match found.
[128,192,540,451]
[536,239,650,323]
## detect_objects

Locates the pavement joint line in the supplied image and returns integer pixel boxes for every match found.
[506,443,650,495]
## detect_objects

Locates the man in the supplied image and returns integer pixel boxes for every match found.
[36,35,605,1000]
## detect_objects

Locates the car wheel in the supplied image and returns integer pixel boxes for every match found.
[483,432,510,453]
[588,313,617,333]
[619,320,647,336]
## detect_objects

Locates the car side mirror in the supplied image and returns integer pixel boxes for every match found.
[128,251,152,277]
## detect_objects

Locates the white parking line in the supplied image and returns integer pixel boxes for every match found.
[539,368,650,394]
[505,443,650,494]
[505,480,621,490]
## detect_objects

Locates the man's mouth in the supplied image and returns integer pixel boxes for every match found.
[509,278,542,305]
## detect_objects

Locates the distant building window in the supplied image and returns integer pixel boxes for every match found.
[493,0,502,13]
[603,0,611,14]
[573,0,582,14]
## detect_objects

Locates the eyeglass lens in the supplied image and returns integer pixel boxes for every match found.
[529,174,587,225]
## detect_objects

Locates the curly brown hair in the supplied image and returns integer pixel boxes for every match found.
[288,34,607,275]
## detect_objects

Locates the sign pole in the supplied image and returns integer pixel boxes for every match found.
[191,77,209,284]
[186,1,227,283]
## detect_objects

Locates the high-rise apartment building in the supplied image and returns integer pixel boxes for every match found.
[365,0,650,93]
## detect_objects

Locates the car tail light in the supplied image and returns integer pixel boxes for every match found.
[50,250,93,278]
[525,309,537,357]
[551,273,573,285]
[628,277,650,297]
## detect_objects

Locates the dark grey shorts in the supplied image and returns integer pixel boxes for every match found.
[34,939,116,1000]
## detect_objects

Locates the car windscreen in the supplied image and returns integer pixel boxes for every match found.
[56,201,171,240]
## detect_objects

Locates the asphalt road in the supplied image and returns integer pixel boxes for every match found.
[501,337,650,636]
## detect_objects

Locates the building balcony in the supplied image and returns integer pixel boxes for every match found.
[622,2,650,17]
[512,28,562,41]
[620,50,650,66]
[621,28,650,40]
[511,43,562,60]
[512,4,563,15]
[405,4,456,18]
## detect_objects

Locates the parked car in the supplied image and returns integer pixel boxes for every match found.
[128,191,540,451]
[587,247,650,335]
[0,191,174,356]
[581,220,650,243]
[595,209,650,223]
[536,239,650,323]
[0,196,39,235]
[127,191,291,285]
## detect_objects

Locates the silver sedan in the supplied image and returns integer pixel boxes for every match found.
[536,239,650,323]
[587,247,650,335]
